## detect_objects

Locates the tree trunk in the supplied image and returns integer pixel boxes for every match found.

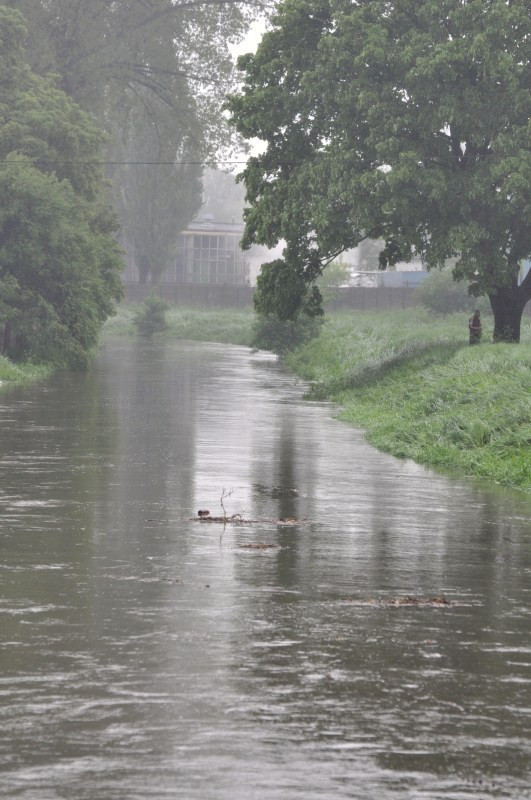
[489,271,531,343]
[2,320,12,355]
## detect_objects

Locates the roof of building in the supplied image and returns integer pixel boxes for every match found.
[185,219,245,235]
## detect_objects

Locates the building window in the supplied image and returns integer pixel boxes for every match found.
[173,228,249,285]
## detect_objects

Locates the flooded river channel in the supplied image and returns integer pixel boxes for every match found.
[1,338,530,799]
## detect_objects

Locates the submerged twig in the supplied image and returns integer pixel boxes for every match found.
[220,486,237,521]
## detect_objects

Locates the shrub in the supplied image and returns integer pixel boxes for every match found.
[251,313,323,356]
[133,294,170,336]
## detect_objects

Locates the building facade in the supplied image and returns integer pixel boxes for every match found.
[122,220,251,285]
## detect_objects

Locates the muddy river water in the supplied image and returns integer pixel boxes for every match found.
[1,338,530,799]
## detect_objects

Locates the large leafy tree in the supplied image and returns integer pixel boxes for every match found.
[8,0,256,283]
[0,6,123,368]
[228,0,531,341]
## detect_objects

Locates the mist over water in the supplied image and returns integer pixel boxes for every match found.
[1,338,530,799]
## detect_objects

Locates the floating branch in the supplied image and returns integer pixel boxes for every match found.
[237,543,280,550]
[342,596,451,607]
[192,511,304,526]
[194,512,246,524]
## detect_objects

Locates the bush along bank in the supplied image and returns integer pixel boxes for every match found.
[285,310,531,493]
[0,355,51,390]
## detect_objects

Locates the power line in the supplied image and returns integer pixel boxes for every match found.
[0,152,519,167]
[0,159,250,166]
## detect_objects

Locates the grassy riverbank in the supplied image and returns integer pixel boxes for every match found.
[0,355,51,390]
[104,304,530,492]
[104,304,255,345]
[285,310,531,492]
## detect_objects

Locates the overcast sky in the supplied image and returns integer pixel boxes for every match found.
[230,16,268,59]
[227,17,269,168]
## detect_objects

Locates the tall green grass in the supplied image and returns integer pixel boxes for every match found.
[286,310,531,492]
[104,304,255,346]
[0,355,51,389]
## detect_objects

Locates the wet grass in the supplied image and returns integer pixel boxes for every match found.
[0,355,51,390]
[104,304,255,346]
[285,310,531,493]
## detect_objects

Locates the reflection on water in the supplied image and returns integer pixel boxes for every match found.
[0,338,530,799]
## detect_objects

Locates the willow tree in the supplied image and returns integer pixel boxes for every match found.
[228,0,531,341]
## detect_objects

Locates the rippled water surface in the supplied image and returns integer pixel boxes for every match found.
[1,338,530,799]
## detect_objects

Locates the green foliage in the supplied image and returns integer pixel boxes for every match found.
[253,257,324,353]
[108,298,320,354]
[286,310,531,491]
[132,295,170,337]
[0,7,123,369]
[163,308,255,346]
[251,312,322,356]
[107,305,256,346]
[0,353,50,386]
[9,0,254,284]
[415,270,491,315]
[228,0,531,340]
[254,259,324,320]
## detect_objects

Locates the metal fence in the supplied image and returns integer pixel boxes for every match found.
[122,283,531,314]
[123,282,255,308]
[325,286,419,310]
[122,283,421,310]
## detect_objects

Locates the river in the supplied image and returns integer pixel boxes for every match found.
[1,338,530,799]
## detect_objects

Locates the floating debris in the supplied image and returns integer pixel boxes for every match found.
[237,543,280,550]
[343,596,451,607]
[197,509,210,518]
[193,514,246,524]
[192,514,305,526]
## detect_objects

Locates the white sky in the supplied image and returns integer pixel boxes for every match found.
[230,17,268,59]
[227,17,269,169]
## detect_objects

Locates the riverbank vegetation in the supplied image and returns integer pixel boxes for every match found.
[0,355,50,389]
[285,310,531,493]
[0,7,123,370]
[105,303,255,346]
